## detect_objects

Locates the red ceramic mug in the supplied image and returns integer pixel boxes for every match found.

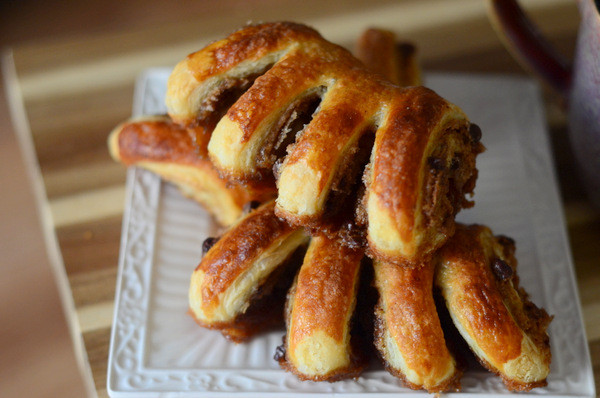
[488,0,600,205]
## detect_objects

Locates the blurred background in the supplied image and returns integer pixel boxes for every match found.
[1,1,595,397]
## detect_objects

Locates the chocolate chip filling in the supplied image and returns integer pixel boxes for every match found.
[491,257,513,281]
[497,235,516,247]
[202,237,219,256]
[428,156,445,171]
[274,343,286,362]
[450,156,460,170]
[469,123,482,143]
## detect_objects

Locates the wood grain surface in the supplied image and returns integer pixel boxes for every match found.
[2,0,598,396]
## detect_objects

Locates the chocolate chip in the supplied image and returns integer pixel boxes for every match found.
[428,156,445,171]
[491,258,513,281]
[450,157,460,170]
[202,237,219,256]
[469,123,482,143]
[243,200,261,213]
[273,344,286,362]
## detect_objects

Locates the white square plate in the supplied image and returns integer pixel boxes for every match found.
[107,68,595,397]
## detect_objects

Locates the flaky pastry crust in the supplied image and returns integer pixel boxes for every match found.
[108,115,275,226]
[435,224,552,390]
[189,201,308,342]
[166,22,484,263]
[280,234,366,381]
[374,259,461,392]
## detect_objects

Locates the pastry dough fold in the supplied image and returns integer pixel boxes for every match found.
[280,234,366,380]
[189,201,308,341]
[108,115,275,226]
[374,259,461,392]
[435,224,552,391]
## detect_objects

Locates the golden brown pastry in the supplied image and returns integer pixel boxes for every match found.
[356,28,475,264]
[373,259,461,392]
[355,28,422,87]
[435,224,552,391]
[364,88,483,264]
[166,22,483,263]
[279,234,366,381]
[162,24,551,392]
[108,115,275,226]
[361,32,463,392]
[166,23,324,130]
[188,201,308,342]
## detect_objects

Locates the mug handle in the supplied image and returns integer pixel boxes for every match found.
[487,0,573,96]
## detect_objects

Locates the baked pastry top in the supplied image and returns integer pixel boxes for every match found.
[166,22,484,263]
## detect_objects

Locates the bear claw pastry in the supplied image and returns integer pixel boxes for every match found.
[166,22,484,263]
[108,22,551,393]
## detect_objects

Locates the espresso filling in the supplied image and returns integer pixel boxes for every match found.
[255,90,324,173]
[316,128,376,246]
[197,66,275,133]
[421,126,476,234]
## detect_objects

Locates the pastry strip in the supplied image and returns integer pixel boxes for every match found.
[189,201,308,342]
[355,28,422,87]
[275,81,380,224]
[435,224,552,391]
[373,259,461,392]
[366,87,483,264]
[280,234,366,381]
[108,115,275,226]
[357,30,474,263]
